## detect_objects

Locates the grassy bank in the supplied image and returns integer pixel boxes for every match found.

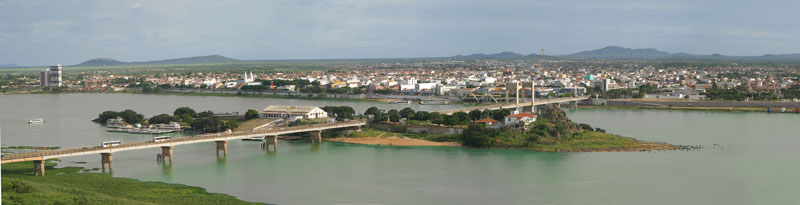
[333,127,673,152]
[525,131,674,152]
[580,105,768,112]
[344,128,459,142]
[1,160,261,204]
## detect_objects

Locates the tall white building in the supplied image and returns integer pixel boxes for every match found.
[39,64,62,87]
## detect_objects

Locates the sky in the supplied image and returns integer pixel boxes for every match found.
[1,0,799,66]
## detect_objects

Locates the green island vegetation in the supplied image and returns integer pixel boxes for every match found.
[92,107,261,133]
[1,160,259,204]
[336,105,675,152]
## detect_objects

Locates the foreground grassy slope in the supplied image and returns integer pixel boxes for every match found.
[2,160,261,205]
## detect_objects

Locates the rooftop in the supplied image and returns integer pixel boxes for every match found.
[262,105,320,113]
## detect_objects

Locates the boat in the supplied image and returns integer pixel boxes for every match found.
[242,136,265,141]
[28,119,44,124]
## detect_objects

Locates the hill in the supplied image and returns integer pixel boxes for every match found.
[564,46,800,61]
[75,55,238,67]
[564,46,672,59]
[450,51,527,59]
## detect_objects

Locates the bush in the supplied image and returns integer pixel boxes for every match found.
[245,109,260,120]
[460,124,497,148]
[148,114,175,124]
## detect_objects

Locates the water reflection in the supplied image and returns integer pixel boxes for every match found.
[161,160,172,178]
[310,143,321,153]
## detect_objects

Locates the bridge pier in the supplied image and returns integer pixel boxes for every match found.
[101,153,113,169]
[262,136,278,151]
[215,140,228,155]
[33,160,45,176]
[161,146,173,162]
[309,131,322,143]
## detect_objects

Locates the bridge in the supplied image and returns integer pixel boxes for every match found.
[1,119,367,176]
[438,96,590,114]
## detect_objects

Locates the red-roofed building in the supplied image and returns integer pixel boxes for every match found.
[504,112,537,125]
[474,118,498,125]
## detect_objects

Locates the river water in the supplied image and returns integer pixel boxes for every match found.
[1,93,798,204]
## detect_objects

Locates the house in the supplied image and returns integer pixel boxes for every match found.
[260,105,328,121]
[475,118,498,125]
[504,112,537,125]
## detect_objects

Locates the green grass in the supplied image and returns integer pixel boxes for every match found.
[2,160,262,204]
[347,128,671,152]
[526,131,672,152]
[344,128,459,143]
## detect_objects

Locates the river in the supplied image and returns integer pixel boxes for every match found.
[1,93,798,204]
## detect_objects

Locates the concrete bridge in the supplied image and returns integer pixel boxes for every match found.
[438,96,590,114]
[1,120,366,176]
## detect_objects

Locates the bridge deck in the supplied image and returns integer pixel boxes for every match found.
[439,96,589,114]
[1,120,366,164]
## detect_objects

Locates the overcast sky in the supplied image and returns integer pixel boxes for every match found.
[1,0,799,65]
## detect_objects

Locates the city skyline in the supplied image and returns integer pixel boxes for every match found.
[2,0,800,65]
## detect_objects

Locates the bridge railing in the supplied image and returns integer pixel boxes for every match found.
[1,119,367,161]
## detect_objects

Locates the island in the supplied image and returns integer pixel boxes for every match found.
[327,105,676,152]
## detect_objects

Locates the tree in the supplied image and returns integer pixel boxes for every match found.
[387,109,399,117]
[149,114,175,124]
[198,110,215,118]
[481,109,493,119]
[322,106,356,121]
[452,112,471,125]
[94,111,121,123]
[429,112,442,123]
[178,114,194,123]
[190,117,230,133]
[460,124,496,147]
[493,109,511,121]
[245,109,260,120]
[442,115,457,127]
[119,109,145,124]
[399,107,415,119]
[364,107,381,116]
[469,110,482,121]
[413,111,430,121]
[174,107,197,118]
[389,112,401,122]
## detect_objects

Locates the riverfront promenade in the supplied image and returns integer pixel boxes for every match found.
[1,120,366,175]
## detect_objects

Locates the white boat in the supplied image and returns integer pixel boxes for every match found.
[28,119,44,124]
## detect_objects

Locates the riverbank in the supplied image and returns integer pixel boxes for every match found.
[1,160,261,204]
[525,131,676,152]
[327,128,460,146]
[580,105,769,112]
[328,128,674,152]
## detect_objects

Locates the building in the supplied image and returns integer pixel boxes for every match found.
[39,64,62,87]
[475,118,498,125]
[504,112,537,125]
[260,105,328,121]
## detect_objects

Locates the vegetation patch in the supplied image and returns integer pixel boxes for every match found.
[1,160,261,204]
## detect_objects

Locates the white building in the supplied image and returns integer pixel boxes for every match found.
[39,64,62,87]
[504,112,537,125]
[260,105,328,121]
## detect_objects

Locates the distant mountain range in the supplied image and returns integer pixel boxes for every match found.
[561,46,800,61]
[75,55,238,67]
[5,47,800,68]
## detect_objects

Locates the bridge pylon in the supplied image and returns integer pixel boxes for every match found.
[33,160,45,176]
[215,141,228,155]
[161,146,173,162]
[309,131,322,143]
[101,153,113,169]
